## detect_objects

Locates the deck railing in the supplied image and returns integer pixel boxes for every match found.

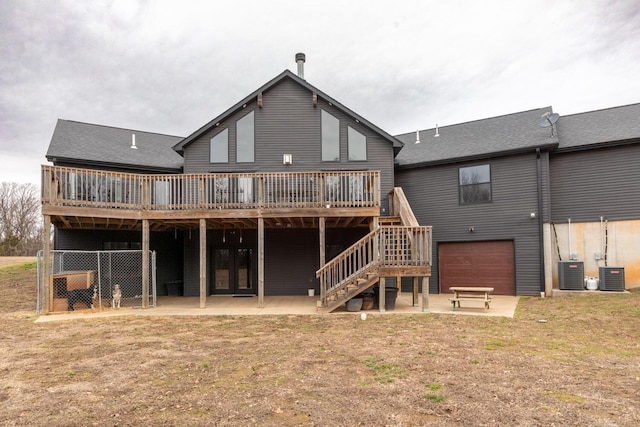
[41,166,380,211]
[316,225,432,305]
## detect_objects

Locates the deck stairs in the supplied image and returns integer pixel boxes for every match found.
[316,188,431,313]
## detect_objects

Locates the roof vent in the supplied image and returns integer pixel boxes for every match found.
[434,124,440,137]
[295,52,306,79]
[131,133,138,149]
[415,129,420,144]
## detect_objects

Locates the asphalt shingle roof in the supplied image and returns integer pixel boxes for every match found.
[394,107,559,168]
[46,119,184,171]
[555,103,640,151]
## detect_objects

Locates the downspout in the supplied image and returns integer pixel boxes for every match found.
[536,148,545,293]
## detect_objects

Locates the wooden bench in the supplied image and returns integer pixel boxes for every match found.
[449,287,494,311]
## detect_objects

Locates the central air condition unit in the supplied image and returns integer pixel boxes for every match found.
[599,267,625,291]
[558,261,584,290]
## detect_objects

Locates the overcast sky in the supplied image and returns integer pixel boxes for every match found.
[2,0,639,185]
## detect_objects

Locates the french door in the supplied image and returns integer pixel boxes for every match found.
[212,246,256,295]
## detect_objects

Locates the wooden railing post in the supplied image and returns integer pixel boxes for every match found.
[258,175,264,208]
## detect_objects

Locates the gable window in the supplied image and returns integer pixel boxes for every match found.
[348,126,367,161]
[459,164,491,204]
[321,110,340,161]
[236,111,255,163]
[210,129,229,163]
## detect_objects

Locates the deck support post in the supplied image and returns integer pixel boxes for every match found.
[258,217,265,307]
[412,277,419,306]
[142,219,150,309]
[378,277,386,313]
[422,276,430,312]
[199,219,206,308]
[42,215,51,314]
[319,217,326,267]
[319,217,325,302]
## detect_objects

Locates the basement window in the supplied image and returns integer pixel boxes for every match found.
[210,128,229,163]
[459,164,491,204]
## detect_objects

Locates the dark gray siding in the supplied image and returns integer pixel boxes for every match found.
[181,226,368,296]
[182,78,395,212]
[550,144,640,222]
[54,229,183,293]
[395,153,543,295]
[264,229,319,295]
[264,227,368,295]
[182,230,201,297]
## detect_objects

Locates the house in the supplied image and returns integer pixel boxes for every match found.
[40,57,432,314]
[394,103,640,296]
[39,55,640,314]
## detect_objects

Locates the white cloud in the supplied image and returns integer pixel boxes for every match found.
[1,0,639,184]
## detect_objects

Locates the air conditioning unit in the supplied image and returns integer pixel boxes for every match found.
[599,267,625,291]
[558,261,584,290]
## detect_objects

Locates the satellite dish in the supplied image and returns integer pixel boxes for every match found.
[539,112,560,128]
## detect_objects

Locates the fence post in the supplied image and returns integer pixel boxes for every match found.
[41,215,51,314]
[96,251,102,310]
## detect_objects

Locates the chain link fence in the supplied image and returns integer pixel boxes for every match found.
[37,250,156,314]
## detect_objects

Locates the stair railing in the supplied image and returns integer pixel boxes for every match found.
[316,225,431,307]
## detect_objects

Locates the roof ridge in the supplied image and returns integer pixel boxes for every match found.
[395,106,552,138]
[558,102,640,119]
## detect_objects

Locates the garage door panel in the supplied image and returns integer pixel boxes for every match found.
[439,241,515,295]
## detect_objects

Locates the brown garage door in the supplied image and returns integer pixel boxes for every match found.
[439,241,515,295]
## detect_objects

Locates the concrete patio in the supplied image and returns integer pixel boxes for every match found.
[36,292,520,322]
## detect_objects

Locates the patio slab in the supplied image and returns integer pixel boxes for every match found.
[36,292,520,322]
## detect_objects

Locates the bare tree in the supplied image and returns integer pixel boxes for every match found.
[0,182,42,256]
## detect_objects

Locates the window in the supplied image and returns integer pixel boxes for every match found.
[459,164,491,204]
[210,129,229,163]
[321,110,340,161]
[348,126,366,161]
[236,111,254,162]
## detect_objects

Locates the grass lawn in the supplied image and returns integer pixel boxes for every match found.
[1,260,639,426]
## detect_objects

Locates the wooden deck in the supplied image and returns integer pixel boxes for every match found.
[41,166,381,230]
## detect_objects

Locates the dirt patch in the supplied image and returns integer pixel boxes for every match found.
[0,257,36,268]
[1,261,639,426]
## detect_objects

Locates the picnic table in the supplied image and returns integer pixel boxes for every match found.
[449,287,494,311]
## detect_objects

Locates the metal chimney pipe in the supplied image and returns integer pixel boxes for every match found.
[295,52,306,79]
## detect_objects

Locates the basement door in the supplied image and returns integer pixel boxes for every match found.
[438,240,515,295]
[212,246,256,295]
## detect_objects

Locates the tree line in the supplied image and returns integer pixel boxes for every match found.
[0,182,42,256]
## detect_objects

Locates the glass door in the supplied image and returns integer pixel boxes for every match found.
[213,246,255,294]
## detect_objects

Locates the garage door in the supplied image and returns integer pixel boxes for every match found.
[439,241,515,295]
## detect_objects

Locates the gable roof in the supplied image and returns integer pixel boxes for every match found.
[555,103,640,152]
[46,119,184,172]
[394,107,560,169]
[173,70,404,155]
